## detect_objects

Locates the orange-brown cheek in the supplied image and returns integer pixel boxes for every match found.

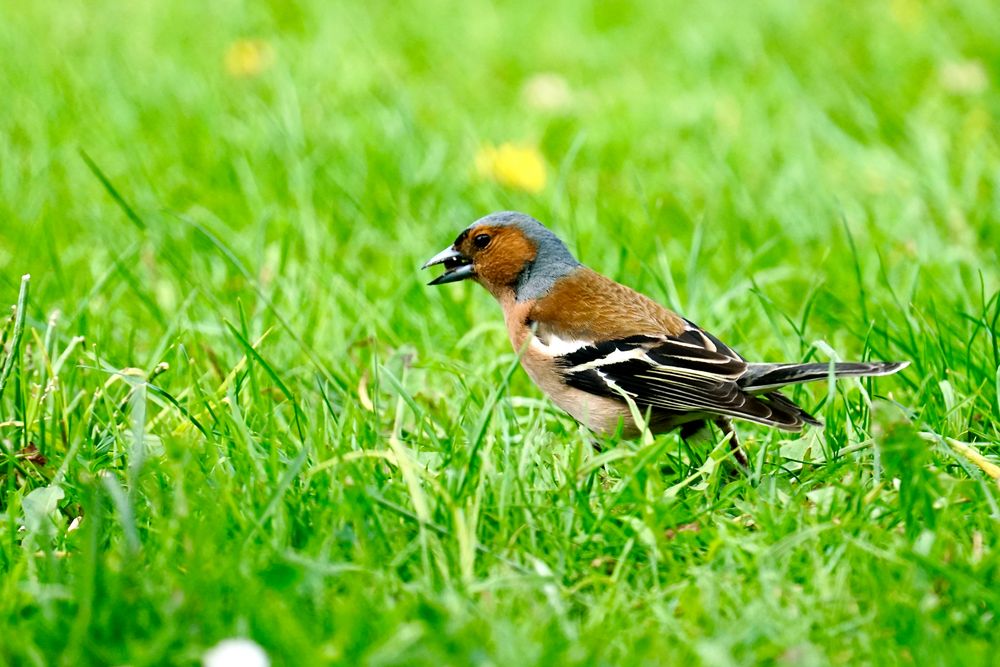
[475,234,537,289]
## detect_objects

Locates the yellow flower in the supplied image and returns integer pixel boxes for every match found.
[474,143,547,193]
[224,39,275,78]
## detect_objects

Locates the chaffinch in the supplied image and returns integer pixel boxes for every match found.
[422,211,907,464]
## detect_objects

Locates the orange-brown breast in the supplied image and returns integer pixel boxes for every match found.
[528,267,686,341]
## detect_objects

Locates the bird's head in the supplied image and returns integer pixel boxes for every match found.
[422,211,580,301]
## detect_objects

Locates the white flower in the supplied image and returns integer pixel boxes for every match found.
[521,73,573,112]
[203,638,270,667]
[938,60,988,95]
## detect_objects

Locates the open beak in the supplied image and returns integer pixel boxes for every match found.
[422,246,475,285]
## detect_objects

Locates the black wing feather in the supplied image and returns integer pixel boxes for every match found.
[557,326,815,430]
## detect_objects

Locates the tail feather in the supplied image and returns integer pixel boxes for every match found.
[760,391,823,428]
[739,361,909,393]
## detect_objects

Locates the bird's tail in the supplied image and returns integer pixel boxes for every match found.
[739,360,909,393]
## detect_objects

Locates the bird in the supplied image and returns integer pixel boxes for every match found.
[422,211,908,466]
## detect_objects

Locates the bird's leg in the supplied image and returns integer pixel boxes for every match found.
[714,417,748,469]
[679,418,749,472]
[678,420,709,443]
[674,420,709,475]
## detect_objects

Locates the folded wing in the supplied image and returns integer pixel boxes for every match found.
[553,323,820,430]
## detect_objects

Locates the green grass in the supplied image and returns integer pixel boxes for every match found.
[2,0,999,664]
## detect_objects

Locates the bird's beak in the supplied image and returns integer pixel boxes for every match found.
[422,245,475,285]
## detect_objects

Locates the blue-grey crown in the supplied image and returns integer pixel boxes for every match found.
[469,211,581,301]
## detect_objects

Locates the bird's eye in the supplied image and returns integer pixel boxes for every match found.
[473,233,491,249]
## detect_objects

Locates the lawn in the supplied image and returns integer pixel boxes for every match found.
[2,0,999,665]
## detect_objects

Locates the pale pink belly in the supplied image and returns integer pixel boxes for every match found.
[518,347,635,435]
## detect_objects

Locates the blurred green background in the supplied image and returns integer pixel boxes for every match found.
[2,0,998,665]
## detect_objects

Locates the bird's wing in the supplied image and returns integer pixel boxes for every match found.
[545,322,808,428]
